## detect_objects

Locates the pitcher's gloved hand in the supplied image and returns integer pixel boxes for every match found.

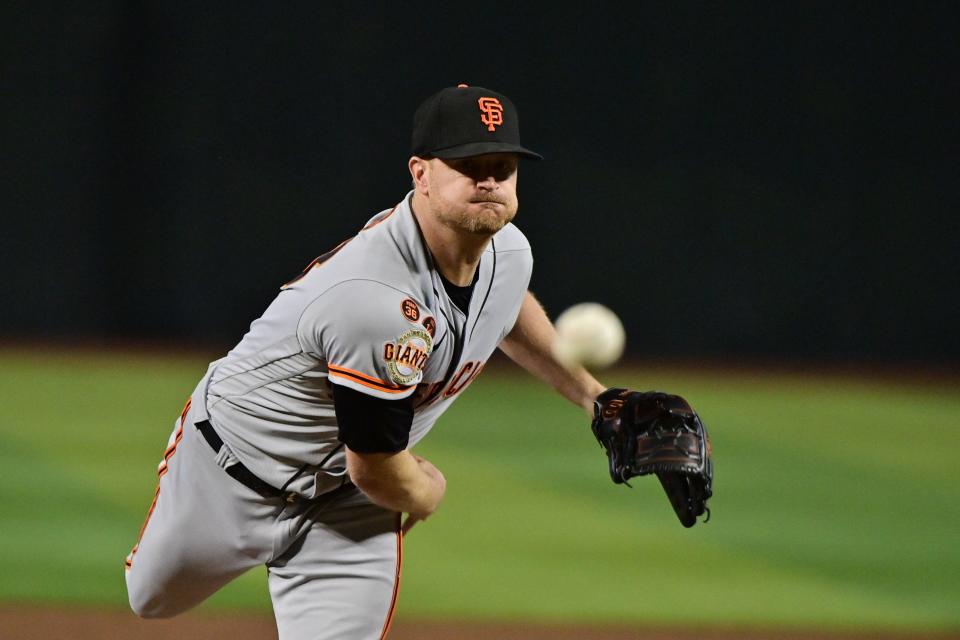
[592,388,713,527]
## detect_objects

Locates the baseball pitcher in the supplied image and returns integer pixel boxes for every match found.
[124,84,711,640]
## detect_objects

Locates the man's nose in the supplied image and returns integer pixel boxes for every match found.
[476,174,498,189]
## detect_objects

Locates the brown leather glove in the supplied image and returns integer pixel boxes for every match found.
[592,388,713,527]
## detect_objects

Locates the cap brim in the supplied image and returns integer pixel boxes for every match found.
[428,141,543,161]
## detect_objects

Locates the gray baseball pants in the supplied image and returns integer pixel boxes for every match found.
[125,400,402,639]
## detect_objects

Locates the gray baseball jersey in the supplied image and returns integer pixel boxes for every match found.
[206,189,531,496]
[125,191,533,639]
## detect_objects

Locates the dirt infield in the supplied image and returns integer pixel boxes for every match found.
[0,607,957,640]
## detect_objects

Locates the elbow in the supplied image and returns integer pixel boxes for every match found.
[348,466,383,505]
[345,449,411,505]
[348,467,381,495]
[346,457,378,493]
[351,470,418,512]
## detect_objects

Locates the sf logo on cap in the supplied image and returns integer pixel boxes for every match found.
[478,97,503,132]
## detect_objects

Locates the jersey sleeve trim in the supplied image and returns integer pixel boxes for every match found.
[327,363,415,399]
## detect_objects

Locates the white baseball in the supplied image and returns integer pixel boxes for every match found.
[551,302,626,369]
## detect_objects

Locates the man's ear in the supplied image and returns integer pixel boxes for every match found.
[408,156,429,194]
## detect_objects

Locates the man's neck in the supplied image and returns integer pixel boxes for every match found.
[411,194,492,286]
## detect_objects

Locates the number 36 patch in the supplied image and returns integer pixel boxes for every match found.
[383,327,432,385]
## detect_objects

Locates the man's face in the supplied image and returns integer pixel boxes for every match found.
[423,153,520,235]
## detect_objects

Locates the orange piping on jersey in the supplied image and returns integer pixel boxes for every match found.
[125,482,160,568]
[379,512,403,639]
[362,204,399,231]
[281,238,353,289]
[179,398,192,422]
[126,398,191,570]
[281,203,400,290]
[157,398,190,474]
[327,364,412,394]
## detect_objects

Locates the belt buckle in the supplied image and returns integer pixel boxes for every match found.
[285,492,299,504]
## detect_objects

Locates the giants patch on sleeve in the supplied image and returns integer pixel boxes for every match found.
[383,328,433,385]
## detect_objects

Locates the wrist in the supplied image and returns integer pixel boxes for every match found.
[581,381,607,415]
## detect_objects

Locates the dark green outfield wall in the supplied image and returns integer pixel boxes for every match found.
[3,3,957,361]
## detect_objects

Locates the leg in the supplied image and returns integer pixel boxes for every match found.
[125,402,280,618]
[268,496,402,640]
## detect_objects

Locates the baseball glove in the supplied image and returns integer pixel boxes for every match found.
[591,388,713,527]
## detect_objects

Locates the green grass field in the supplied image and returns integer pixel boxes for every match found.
[0,348,957,632]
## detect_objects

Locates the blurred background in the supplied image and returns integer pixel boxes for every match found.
[4,1,957,360]
[1,1,958,638]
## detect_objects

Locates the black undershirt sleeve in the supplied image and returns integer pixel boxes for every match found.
[332,384,414,453]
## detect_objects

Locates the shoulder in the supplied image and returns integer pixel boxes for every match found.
[296,278,433,392]
[305,280,433,396]
[301,279,427,332]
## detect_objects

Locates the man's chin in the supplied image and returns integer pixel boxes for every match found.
[469,209,515,234]
[465,222,506,235]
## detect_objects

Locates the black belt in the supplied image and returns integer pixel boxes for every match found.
[196,419,352,504]
[196,419,300,502]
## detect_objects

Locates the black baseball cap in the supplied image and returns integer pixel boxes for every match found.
[411,84,542,160]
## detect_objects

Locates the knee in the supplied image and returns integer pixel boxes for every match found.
[126,571,181,619]
[128,590,176,619]
[130,603,170,620]
[128,598,163,619]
